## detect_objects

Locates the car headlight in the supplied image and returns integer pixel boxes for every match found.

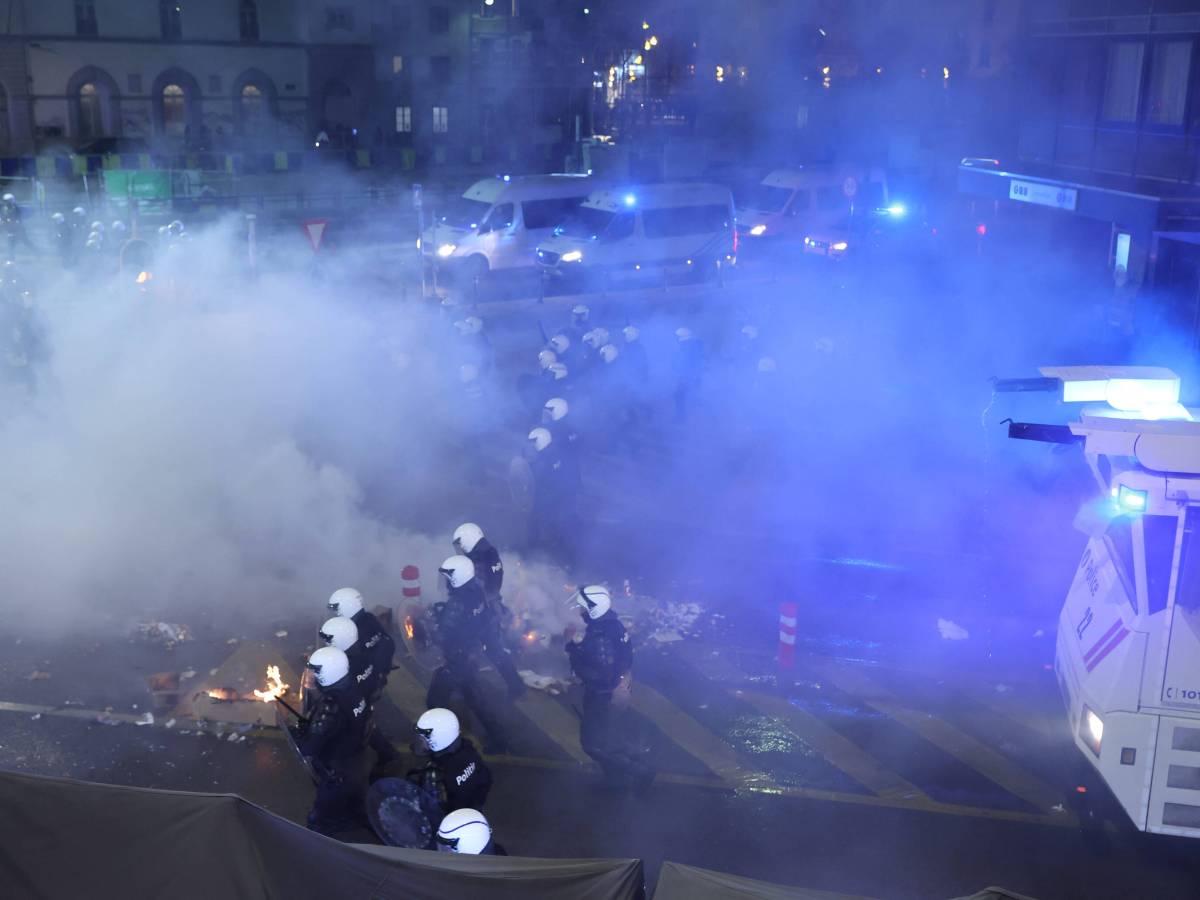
[561,250,583,263]
[749,224,767,236]
[832,241,849,252]
[436,243,457,258]
[1081,705,1103,757]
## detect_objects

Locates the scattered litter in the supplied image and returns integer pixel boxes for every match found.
[30,713,41,721]
[641,600,705,644]
[181,669,196,680]
[1032,629,1045,638]
[650,629,684,644]
[164,718,176,729]
[1051,804,1065,813]
[937,618,969,641]
[226,638,239,646]
[209,668,218,676]
[133,622,192,649]
[518,670,570,695]
[274,630,288,638]
[95,714,121,726]
[135,712,154,727]
[26,670,50,681]
[994,684,1012,694]
[227,733,240,742]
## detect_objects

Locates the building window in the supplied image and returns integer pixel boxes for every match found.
[1102,41,1145,123]
[430,6,449,33]
[1146,40,1191,126]
[239,0,259,42]
[162,83,187,135]
[128,73,142,93]
[240,84,265,134]
[160,1,183,40]
[432,106,448,133]
[208,75,222,94]
[78,83,103,139]
[74,0,98,36]
[395,105,412,132]
[432,56,451,82]
[392,55,404,74]
[326,6,354,31]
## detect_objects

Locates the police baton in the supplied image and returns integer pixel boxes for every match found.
[274,696,309,725]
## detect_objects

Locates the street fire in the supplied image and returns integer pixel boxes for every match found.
[206,687,240,702]
[252,665,288,702]
[523,630,538,644]
[404,615,415,640]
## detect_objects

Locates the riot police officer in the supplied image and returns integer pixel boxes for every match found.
[436,808,506,855]
[296,646,373,835]
[566,585,655,791]
[411,707,493,813]
[452,523,525,699]
[426,556,510,752]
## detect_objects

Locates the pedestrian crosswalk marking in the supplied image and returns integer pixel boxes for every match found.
[631,683,758,786]
[739,689,928,801]
[513,691,592,765]
[808,657,1067,815]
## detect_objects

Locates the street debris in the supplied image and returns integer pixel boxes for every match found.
[518,669,570,695]
[274,630,288,638]
[638,599,706,645]
[26,670,50,681]
[95,714,122,726]
[226,638,239,646]
[937,618,969,641]
[133,622,192,649]
[181,669,196,680]
[135,712,155,727]
[164,718,176,729]
[30,713,41,721]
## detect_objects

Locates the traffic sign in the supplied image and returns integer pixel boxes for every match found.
[301,218,328,253]
[842,176,858,198]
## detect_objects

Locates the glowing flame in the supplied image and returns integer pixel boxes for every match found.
[404,616,415,640]
[136,270,152,284]
[206,687,239,701]
[523,630,538,643]
[253,665,289,703]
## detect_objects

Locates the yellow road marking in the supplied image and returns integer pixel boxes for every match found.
[739,689,928,802]
[513,691,591,765]
[808,657,1068,816]
[631,682,752,784]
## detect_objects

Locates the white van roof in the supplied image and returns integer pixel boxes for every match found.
[462,174,594,205]
[583,182,732,212]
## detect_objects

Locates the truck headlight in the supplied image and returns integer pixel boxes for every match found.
[561,250,583,263]
[1117,485,1147,514]
[436,243,457,258]
[749,224,767,236]
[832,241,849,252]
[1081,705,1103,757]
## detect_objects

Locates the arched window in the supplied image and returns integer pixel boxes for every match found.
[78,83,103,140]
[239,0,259,42]
[240,84,264,133]
[162,84,186,135]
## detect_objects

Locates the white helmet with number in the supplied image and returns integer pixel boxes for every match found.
[528,427,552,452]
[548,334,570,355]
[452,522,484,554]
[543,397,568,422]
[576,584,612,620]
[306,646,349,687]
[548,363,568,381]
[600,344,619,364]
[327,587,364,618]
[319,616,358,652]
[538,349,557,371]
[415,707,460,753]
[436,808,493,854]
[439,555,475,589]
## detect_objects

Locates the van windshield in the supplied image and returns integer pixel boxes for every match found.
[740,184,793,213]
[440,198,493,230]
[559,207,614,239]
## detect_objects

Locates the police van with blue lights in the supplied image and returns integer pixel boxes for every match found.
[1002,366,1200,837]
[422,174,594,281]
[535,182,735,286]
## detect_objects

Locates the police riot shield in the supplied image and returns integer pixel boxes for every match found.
[366,777,442,850]
[275,705,317,785]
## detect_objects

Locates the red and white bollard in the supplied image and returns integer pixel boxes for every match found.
[778,602,798,685]
[401,565,422,640]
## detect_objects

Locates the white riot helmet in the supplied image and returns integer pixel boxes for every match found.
[548,363,568,381]
[50,212,64,224]
[111,220,127,233]
[452,522,484,554]
[548,334,570,355]
[583,327,609,349]
[1,193,14,203]
[622,325,639,343]
[571,304,589,324]
[436,808,493,854]
[600,344,619,364]
[537,349,557,371]
[415,707,460,754]
[528,427,552,452]
[576,584,612,620]
[319,616,358,652]
[439,555,475,589]
[72,206,86,217]
[90,221,105,232]
[306,646,349,687]
[675,327,694,342]
[327,587,364,618]
[543,397,568,422]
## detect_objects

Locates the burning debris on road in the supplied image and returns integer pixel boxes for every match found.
[132,622,191,649]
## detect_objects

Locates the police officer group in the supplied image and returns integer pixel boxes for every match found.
[292,520,649,855]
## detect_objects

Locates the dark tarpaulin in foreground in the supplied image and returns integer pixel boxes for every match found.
[0,771,643,900]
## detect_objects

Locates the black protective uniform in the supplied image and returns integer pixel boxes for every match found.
[528,443,582,564]
[350,608,400,767]
[427,584,509,750]
[566,611,653,786]
[296,673,373,834]
[414,736,492,813]
[465,539,525,699]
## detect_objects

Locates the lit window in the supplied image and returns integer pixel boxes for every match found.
[240,84,265,134]
[395,105,412,132]
[432,106,448,133]
[162,83,186,135]
[78,83,103,139]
